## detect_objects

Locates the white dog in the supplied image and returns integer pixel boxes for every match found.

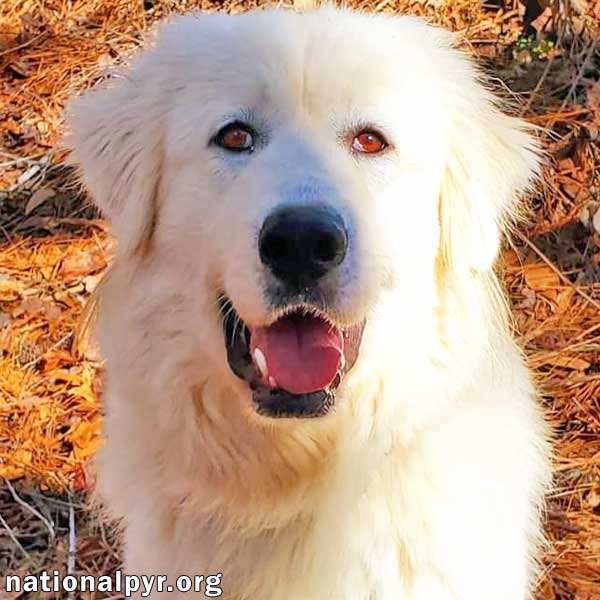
[69,6,551,599]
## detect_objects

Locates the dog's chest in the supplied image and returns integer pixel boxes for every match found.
[222,436,490,600]
[224,475,416,600]
[242,506,404,600]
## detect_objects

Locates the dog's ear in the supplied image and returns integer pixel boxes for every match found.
[66,53,165,256]
[438,87,540,275]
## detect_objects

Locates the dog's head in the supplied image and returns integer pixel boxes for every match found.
[68,7,538,426]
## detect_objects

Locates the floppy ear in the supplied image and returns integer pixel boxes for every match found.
[66,53,165,256]
[438,90,540,275]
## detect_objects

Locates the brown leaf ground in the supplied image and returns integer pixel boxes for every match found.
[0,1,599,598]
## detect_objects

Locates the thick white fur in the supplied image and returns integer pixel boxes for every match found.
[68,6,551,599]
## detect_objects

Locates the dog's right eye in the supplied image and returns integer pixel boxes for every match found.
[213,122,255,152]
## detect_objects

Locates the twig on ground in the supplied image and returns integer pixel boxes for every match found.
[516,231,600,314]
[4,478,56,542]
[0,507,29,559]
[68,494,76,600]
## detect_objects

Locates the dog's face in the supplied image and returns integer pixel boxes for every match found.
[69,8,538,425]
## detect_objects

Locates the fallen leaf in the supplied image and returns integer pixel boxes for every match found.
[577,200,599,227]
[73,464,97,492]
[523,263,560,291]
[40,265,54,280]
[76,366,100,402]
[41,349,73,373]
[83,273,103,293]
[0,464,24,480]
[69,420,102,460]
[502,249,521,267]
[11,296,44,317]
[15,164,40,187]
[68,420,96,447]
[0,278,23,301]
[17,216,57,232]
[60,249,107,280]
[587,485,600,509]
[519,286,537,310]
[7,60,34,78]
[25,187,55,214]
[533,354,591,371]
[77,330,102,362]
[557,158,576,173]
[555,287,574,313]
[562,180,580,199]
[592,206,600,236]
[13,448,33,466]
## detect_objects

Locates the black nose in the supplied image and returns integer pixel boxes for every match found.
[259,205,348,285]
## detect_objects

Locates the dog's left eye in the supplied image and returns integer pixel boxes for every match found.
[351,130,388,154]
[214,122,255,152]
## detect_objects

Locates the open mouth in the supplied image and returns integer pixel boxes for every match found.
[219,297,364,418]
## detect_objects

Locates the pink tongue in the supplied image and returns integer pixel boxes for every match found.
[250,314,343,395]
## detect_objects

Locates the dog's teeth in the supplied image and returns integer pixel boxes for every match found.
[254,348,268,379]
[268,376,278,388]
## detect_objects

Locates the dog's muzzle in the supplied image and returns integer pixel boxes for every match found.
[220,204,364,419]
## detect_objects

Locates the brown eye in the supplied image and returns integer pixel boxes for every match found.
[351,130,388,154]
[215,122,255,152]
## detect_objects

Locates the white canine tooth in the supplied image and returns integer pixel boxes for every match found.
[339,354,346,370]
[268,376,278,389]
[254,348,268,379]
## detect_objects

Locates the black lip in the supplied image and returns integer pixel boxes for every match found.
[218,296,363,419]
[253,388,335,419]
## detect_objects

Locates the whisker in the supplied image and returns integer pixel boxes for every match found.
[222,303,236,323]
[231,314,242,348]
